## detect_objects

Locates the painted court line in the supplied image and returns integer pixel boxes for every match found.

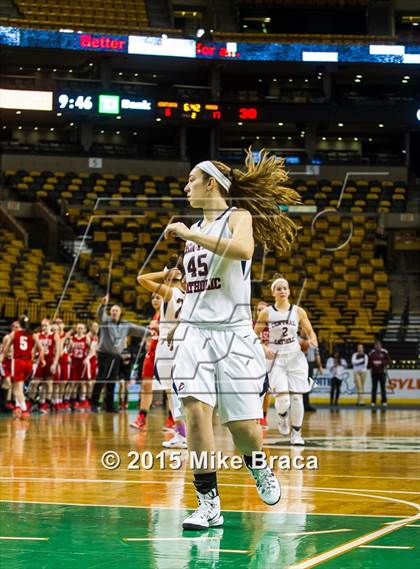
[278,436,417,441]
[1,477,418,496]
[124,537,212,542]
[288,520,419,569]
[281,529,352,537]
[299,474,420,482]
[385,521,420,526]
[1,467,418,482]
[0,536,49,541]
[0,499,406,519]
[287,489,420,569]
[360,545,413,550]
[207,548,250,554]
[264,445,420,454]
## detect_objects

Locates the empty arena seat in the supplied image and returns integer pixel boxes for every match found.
[3,171,397,340]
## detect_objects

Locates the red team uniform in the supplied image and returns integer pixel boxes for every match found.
[88,336,98,381]
[142,313,159,379]
[34,332,56,378]
[58,332,70,382]
[260,326,269,344]
[12,330,35,382]
[3,351,12,378]
[70,335,90,381]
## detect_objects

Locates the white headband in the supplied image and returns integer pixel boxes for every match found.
[197,160,232,193]
[271,277,289,292]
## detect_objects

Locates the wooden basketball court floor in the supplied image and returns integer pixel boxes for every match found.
[1,407,419,569]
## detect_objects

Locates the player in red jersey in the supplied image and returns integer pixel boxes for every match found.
[54,318,72,410]
[33,319,60,414]
[69,323,91,411]
[49,323,63,412]
[86,322,99,408]
[0,321,20,412]
[0,315,45,419]
[255,300,270,429]
[131,293,162,430]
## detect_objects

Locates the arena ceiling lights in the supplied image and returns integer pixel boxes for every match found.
[0,26,419,64]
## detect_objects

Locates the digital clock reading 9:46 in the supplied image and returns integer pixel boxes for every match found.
[57,94,94,111]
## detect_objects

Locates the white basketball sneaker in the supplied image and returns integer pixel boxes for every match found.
[183,489,224,530]
[290,428,305,446]
[246,465,281,505]
[162,433,187,449]
[277,413,290,436]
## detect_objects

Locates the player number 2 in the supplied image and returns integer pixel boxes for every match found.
[187,254,208,278]
[174,298,184,319]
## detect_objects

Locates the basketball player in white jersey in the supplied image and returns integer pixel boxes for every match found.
[164,149,300,530]
[137,257,187,448]
[255,276,323,445]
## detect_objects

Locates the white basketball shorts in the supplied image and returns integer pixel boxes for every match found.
[171,324,267,425]
[267,350,310,394]
[155,340,175,390]
[154,340,184,421]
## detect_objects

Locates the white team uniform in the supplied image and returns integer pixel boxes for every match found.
[172,207,267,424]
[267,304,310,393]
[154,287,185,421]
[155,287,185,390]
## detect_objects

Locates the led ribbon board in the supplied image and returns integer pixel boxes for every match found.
[0,27,128,53]
[195,41,420,64]
[1,26,419,63]
[0,26,193,57]
[0,88,53,110]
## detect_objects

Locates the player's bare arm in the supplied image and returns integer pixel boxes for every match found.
[165,210,254,260]
[0,332,13,363]
[33,335,46,366]
[254,307,274,359]
[166,323,179,350]
[298,307,324,372]
[136,269,178,301]
[83,341,95,366]
[51,333,60,374]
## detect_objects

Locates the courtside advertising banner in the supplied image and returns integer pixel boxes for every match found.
[311,369,420,403]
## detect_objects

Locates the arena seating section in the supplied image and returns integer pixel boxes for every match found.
[0,223,102,325]
[3,169,407,346]
[6,170,407,213]
[295,179,407,213]
[0,0,398,42]
[0,0,166,35]
[212,32,398,45]
[254,215,391,347]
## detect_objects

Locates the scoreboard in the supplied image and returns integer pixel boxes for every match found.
[56,92,153,115]
[54,92,258,122]
[1,88,418,127]
[156,101,222,120]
